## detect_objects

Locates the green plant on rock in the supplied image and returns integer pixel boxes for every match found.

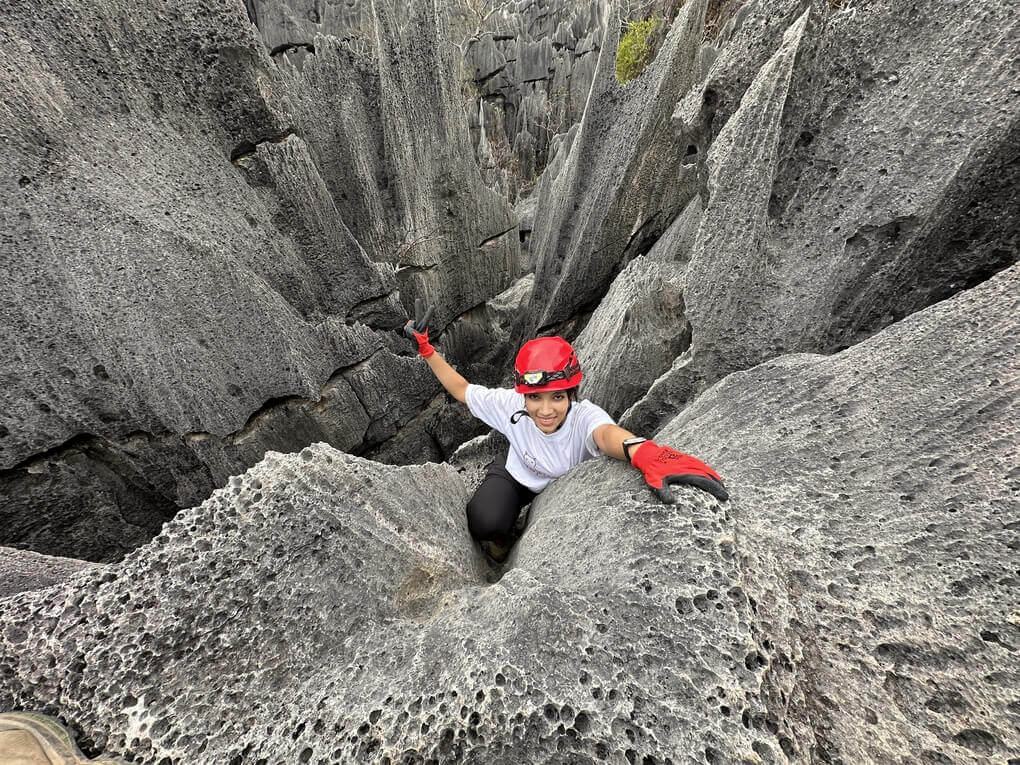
[615,15,661,84]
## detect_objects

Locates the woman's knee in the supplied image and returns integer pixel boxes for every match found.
[466,493,516,542]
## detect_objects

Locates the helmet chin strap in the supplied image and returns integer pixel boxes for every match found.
[510,397,575,428]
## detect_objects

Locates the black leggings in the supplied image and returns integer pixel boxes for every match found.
[466,452,536,543]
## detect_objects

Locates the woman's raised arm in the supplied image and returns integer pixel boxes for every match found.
[404,298,469,403]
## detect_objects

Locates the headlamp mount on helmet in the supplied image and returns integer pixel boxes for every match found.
[513,361,582,389]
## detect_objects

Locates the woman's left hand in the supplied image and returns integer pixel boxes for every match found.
[631,441,729,503]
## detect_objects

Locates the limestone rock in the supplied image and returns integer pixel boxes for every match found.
[627,0,1019,432]
[464,0,607,200]
[623,4,811,432]
[574,257,690,420]
[652,264,1020,761]
[525,0,708,333]
[275,4,520,330]
[366,275,535,467]
[448,431,510,498]
[0,548,103,600]
[1,0,517,560]
[645,194,703,266]
[0,443,773,762]
[1,276,1015,764]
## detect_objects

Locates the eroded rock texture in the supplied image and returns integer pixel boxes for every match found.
[246,0,605,202]
[465,0,607,200]
[2,262,1014,765]
[1,0,517,561]
[525,0,708,333]
[652,264,1020,762]
[0,443,771,763]
[619,0,1019,432]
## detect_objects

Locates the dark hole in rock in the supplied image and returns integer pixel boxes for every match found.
[951,728,999,755]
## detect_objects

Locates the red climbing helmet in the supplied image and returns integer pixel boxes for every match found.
[513,336,582,393]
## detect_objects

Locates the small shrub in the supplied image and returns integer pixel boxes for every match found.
[615,15,661,84]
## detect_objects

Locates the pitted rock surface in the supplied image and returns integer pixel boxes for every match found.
[624,0,1018,433]
[525,0,708,333]
[653,264,1020,761]
[0,549,103,600]
[2,443,779,763]
[1,273,1016,764]
[1,0,516,559]
[448,431,511,498]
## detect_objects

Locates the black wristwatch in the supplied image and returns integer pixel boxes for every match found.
[622,437,648,461]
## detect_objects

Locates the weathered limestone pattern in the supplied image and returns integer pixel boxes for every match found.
[0,0,518,560]
[622,0,1018,432]
[464,0,607,199]
[0,444,775,762]
[525,0,709,334]
[654,264,1020,762]
[1,268,1014,764]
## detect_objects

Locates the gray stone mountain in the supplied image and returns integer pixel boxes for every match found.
[0,263,1015,765]
[1,0,517,562]
[1,0,1018,760]
[527,0,1017,429]
[620,0,1019,432]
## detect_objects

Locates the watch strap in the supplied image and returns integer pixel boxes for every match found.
[622,437,648,461]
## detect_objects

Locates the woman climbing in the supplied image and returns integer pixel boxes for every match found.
[404,299,728,561]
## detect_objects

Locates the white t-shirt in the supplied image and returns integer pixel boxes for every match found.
[465,384,615,492]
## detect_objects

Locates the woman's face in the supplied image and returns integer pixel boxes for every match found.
[524,390,570,434]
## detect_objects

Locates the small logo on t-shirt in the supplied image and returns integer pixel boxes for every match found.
[523,451,556,479]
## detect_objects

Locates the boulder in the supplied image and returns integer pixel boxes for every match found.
[625,0,1018,432]
[652,263,1020,761]
[0,443,773,762]
[0,0,517,560]
[0,548,103,600]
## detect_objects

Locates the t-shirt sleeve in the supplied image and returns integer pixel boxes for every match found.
[577,400,616,456]
[464,384,521,434]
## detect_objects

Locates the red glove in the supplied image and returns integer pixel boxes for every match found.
[631,441,728,503]
[403,298,435,358]
[405,324,435,358]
